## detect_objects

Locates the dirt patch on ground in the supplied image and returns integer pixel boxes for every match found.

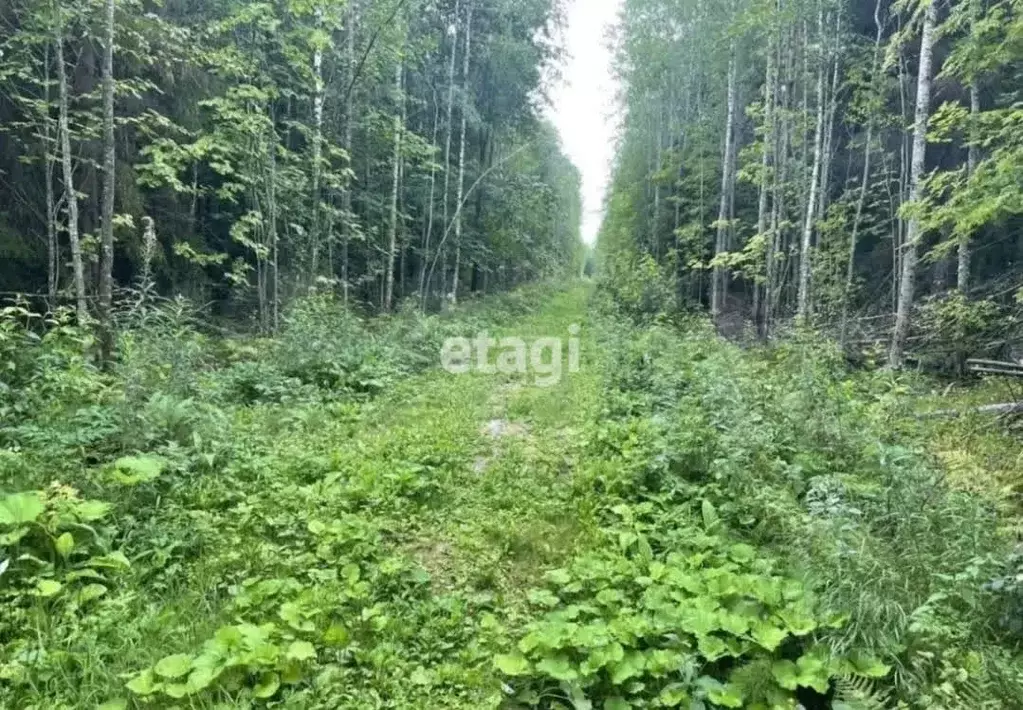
[405,540,456,590]
[481,419,529,439]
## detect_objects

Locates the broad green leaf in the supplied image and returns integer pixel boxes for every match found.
[697,634,728,661]
[771,660,799,690]
[848,651,891,678]
[78,584,108,604]
[154,654,192,679]
[110,456,166,485]
[285,640,316,661]
[535,654,578,682]
[187,657,222,693]
[706,682,743,708]
[777,607,817,636]
[0,492,45,526]
[88,551,131,570]
[609,650,645,685]
[494,653,531,676]
[657,683,690,707]
[604,697,631,710]
[252,671,281,699]
[74,500,111,522]
[96,700,127,710]
[545,568,572,585]
[125,669,159,696]
[323,623,350,647]
[55,532,75,559]
[701,499,720,532]
[35,579,63,597]
[795,654,831,694]
[728,543,755,564]
[163,683,189,699]
[751,622,787,651]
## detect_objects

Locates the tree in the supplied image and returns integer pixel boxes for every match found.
[384,55,404,312]
[797,1,826,322]
[54,8,86,323]
[451,0,474,305]
[99,0,116,359]
[890,0,938,368]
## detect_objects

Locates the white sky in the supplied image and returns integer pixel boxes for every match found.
[546,0,622,246]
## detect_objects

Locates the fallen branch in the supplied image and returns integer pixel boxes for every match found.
[967,367,1023,379]
[920,402,1023,419]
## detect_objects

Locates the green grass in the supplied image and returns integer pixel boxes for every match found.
[3,283,1023,709]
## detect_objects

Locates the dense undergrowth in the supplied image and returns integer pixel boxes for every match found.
[3,280,1023,708]
[493,280,1022,709]
[0,285,582,709]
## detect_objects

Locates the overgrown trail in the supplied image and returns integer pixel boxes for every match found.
[6,286,605,709]
[6,283,1021,709]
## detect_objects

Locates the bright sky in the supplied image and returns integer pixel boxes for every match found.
[546,0,622,246]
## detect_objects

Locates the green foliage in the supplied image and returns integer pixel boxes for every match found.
[0,484,127,686]
[915,293,1009,372]
[496,499,882,708]
[531,294,1023,708]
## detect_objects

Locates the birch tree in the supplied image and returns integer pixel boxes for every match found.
[711,46,736,320]
[98,0,116,359]
[55,13,86,323]
[384,57,403,312]
[890,0,938,367]
[450,0,473,305]
[796,1,826,321]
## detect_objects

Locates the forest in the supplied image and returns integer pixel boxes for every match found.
[4,0,1023,708]
[601,0,1023,369]
[0,0,583,323]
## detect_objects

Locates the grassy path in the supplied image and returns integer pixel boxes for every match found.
[45,285,603,709]
[10,283,1020,709]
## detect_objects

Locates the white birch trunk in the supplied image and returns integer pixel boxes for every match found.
[755,42,776,329]
[890,0,938,367]
[711,47,736,320]
[451,0,473,305]
[384,59,403,312]
[55,23,86,323]
[341,4,355,306]
[959,0,981,294]
[796,2,826,321]
[439,0,461,303]
[310,8,325,280]
[44,42,58,307]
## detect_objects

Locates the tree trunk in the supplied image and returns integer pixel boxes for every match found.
[711,46,736,321]
[890,0,938,367]
[797,2,826,321]
[267,118,280,333]
[451,0,473,306]
[44,42,58,308]
[817,12,841,224]
[309,8,325,281]
[754,41,776,331]
[98,0,116,361]
[341,3,356,307]
[384,59,403,312]
[840,0,884,346]
[419,86,441,308]
[55,24,86,323]
[438,0,461,305]
[652,104,663,258]
[959,0,981,295]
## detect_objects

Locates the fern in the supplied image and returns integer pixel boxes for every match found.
[833,674,892,710]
